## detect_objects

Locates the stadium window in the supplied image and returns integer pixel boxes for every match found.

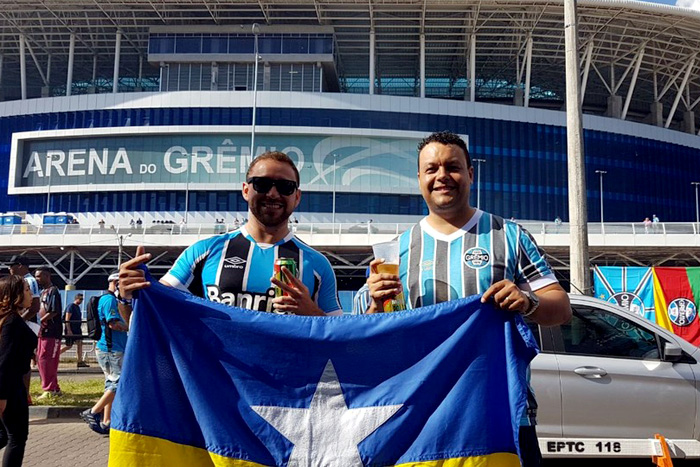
[259,36,282,54]
[283,37,309,54]
[202,36,228,54]
[175,36,202,54]
[228,37,254,54]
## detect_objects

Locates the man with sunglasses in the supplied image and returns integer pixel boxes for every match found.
[117,151,342,317]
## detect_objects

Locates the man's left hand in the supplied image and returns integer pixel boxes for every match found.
[481,279,529,314]
[270,267,325,316]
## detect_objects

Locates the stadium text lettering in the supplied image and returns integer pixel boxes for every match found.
[22,141,305,179]
[23,148,133,178]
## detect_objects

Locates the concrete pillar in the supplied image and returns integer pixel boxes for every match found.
[606,95,622,118]
[211,62,218,90]
[683,111,696,134]
[89,55,97,93]
[514,88,524,106]
[649,102,663,127]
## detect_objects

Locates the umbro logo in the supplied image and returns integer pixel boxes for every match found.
[223,256,247,269]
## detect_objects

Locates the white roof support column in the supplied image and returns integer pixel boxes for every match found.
[19,34,26,100]
[369,29,375,95]
[470,34,476,102]
[25,40,48,86]
[524,35,533,107]
[0,53,3,95]
[580,40,594,101]
[66,33,75,96]
[92,55,97,84]
[665,56,696,128]
[420,33,426,98]
[621,45,645,120]
[113,30,121,93]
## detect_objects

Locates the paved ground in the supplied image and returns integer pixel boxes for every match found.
[21,420,109,467]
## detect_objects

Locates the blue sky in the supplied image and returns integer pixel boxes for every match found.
[643,0,699,8]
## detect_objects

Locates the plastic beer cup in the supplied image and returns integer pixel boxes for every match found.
[371,241,406,312]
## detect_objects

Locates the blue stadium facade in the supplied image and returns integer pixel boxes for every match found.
[2,92,699,222]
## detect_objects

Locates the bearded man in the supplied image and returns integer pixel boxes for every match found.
[118,151,341,317]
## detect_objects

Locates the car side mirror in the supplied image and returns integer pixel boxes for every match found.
[663,342,683,362]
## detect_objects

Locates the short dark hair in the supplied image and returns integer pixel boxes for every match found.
[246,151,300,184]
[35,267,51,276]
[417,131,471,168]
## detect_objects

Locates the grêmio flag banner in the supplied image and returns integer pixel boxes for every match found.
[109,275,537,467]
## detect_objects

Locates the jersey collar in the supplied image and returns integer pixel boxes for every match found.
[239,225,294,249]
[419,209,483,243]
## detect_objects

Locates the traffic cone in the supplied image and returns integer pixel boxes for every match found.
[652,433,673,467]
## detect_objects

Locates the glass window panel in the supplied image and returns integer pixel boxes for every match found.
[229,37,254,54]
[259,36,282,54]
[309,37,333,54]
[202,36,228,54]
[176,36,202,54]
[284,37,309,54]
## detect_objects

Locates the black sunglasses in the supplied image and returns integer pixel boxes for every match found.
[247,177,298,196]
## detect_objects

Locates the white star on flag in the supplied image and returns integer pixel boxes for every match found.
[251,360,403,466]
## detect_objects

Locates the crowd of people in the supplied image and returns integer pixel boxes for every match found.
[0,132,571,466]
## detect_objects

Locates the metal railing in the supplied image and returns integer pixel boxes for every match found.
[1,221,699,237]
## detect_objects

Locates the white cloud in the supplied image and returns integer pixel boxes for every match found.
[676,0,700,10]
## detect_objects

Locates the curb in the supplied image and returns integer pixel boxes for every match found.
[29,406,90,420]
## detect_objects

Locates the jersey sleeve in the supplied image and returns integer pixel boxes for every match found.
[161,238,213,291]
[25,276,40,298]
[312,253,343,315]
[99,295,121,323]
[515,226,558,292]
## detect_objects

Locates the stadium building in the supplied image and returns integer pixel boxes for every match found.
[2,0,700,291]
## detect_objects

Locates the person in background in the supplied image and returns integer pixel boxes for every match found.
[8,257,40,406]
[0,275,38,466]
[60,294,89,368]
[80,273,127,436]
[34,268,63,401]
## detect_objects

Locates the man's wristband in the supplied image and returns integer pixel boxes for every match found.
[117,298,133,306]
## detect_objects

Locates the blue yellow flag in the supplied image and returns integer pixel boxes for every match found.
[110,278,537,466]
[593,266,655,322]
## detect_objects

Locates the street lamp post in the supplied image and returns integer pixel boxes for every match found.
[473,158,486,210]
[250,23,260,160]
[116,232,132,267]
[331,154,337,231]
[692,182,700,230]
[595,170,607,233]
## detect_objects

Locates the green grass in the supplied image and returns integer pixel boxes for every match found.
[30,378,105,406]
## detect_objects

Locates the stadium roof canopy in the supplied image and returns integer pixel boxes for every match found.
[2,0,700,125]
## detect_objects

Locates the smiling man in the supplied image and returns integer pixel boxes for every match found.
[366,131,571,466]
[118,151,341,317]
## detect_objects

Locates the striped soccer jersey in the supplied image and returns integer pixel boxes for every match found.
[399,210,557,309]
[398,210,558,427]
[162,226,342,315]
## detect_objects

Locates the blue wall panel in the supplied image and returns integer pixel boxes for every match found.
[0,106,698,221]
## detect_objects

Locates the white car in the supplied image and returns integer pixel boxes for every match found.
[529,294,700,460]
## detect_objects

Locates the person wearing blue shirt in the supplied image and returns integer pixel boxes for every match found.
[81,273,128,435]
[117,151,342,320]
[366,131,571,467]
